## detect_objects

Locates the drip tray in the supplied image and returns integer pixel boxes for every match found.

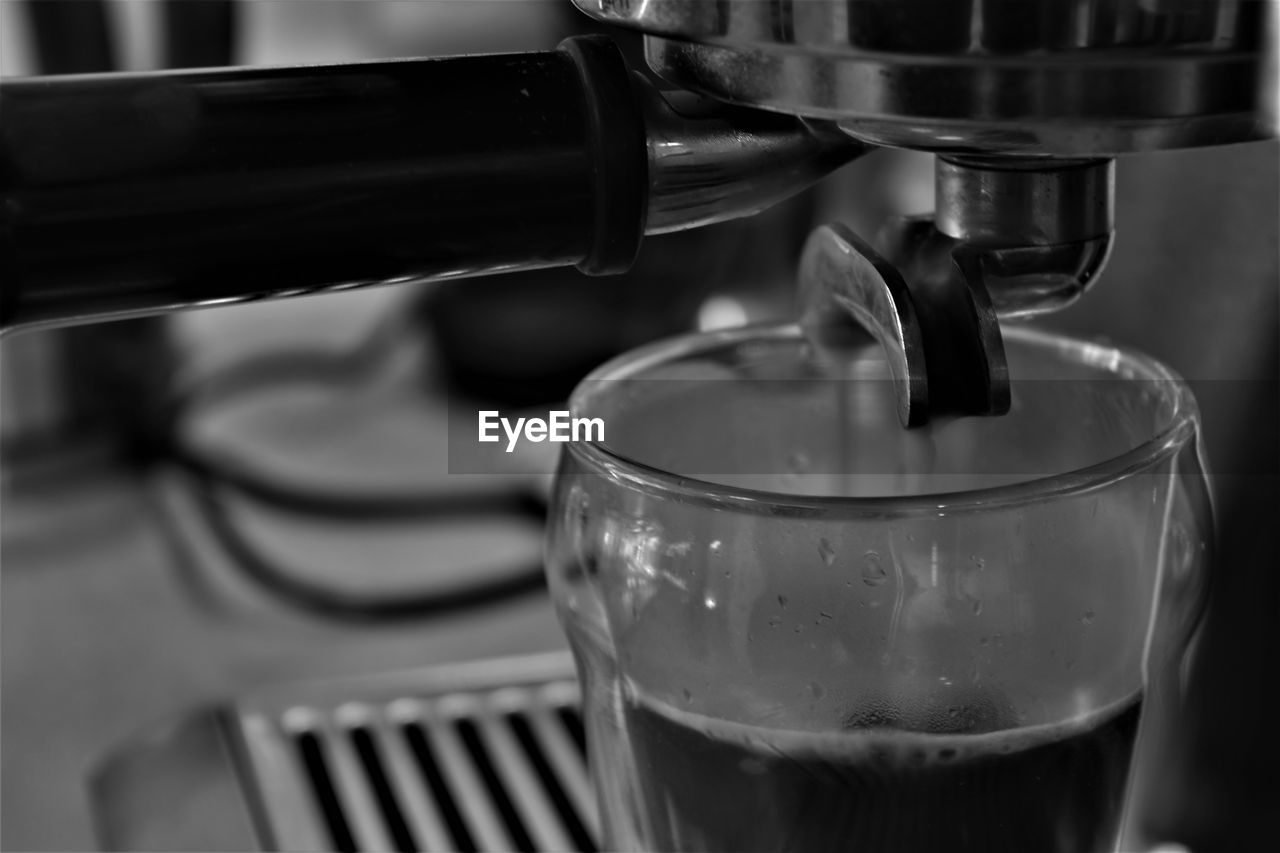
[91,653,598,852]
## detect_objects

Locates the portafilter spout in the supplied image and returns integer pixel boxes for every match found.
[801,155,1116,427]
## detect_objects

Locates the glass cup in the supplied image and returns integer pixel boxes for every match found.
[545,324,1211,853]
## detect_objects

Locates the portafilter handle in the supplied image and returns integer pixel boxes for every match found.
[0,36,867,334]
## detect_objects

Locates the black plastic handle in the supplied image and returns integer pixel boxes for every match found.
[0,36,648,331]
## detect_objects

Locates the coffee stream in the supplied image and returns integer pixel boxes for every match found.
[624,689,1141,853]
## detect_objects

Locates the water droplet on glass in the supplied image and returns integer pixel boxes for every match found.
[818,538,836,566]
[768,617,782,628]
[704,596,718,609]
[1081,610,1096,625]
[682,688,692,703]
[971,599,983,615]
[788,451,811,473]
[971,555,985,571]
[569,488,590,525]
[708,540,723,555]
[1170,522,1194,576]
[861,551,888,586]
[947,706,958,718]
[777,594,788,608]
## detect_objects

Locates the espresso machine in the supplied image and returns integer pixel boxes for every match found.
[1,1,1276,851]
[4,0,1275,423]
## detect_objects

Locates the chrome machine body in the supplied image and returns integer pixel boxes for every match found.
[578,0,1269,422]
[577,0,1276,422]
[582,0,1272,154]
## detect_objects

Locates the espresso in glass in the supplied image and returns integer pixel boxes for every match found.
[547,325,1210,852]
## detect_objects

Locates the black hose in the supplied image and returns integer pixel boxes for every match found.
[156,326,550,623]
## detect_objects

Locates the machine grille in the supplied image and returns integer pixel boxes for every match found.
[232,658,600,852]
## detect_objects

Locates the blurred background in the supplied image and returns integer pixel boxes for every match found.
[0,1,1276,850]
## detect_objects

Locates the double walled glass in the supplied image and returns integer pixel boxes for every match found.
[546,325,1211,853]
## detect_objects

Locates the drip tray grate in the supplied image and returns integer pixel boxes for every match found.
[260,682,595,852]
[93,653,600,852]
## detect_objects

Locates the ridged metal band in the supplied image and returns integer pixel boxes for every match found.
[934,157,1115,247]
[576,0,1276,156]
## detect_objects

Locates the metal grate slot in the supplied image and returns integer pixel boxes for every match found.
[506,714,596,853]
[350,728,417,852]
[423,713,515,850]
[525,707,598,845]
[455,719,538,852]
[555,708,587,758]
[295,730,358,853]
[402,723,479,853]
